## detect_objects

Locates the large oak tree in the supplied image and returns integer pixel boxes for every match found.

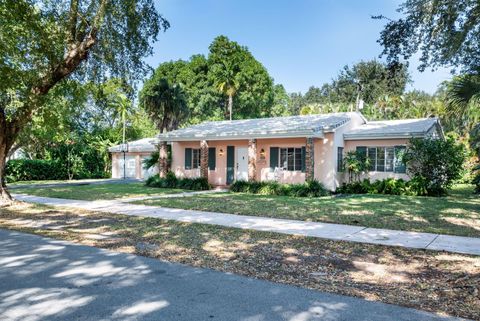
[0,0,168,204]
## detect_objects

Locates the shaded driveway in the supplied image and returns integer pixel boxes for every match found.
[0,229,457,321]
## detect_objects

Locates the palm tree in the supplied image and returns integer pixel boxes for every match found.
[447,74,480,159]
[446,74,480,133]
[216,73,239,121]
[140,78,189,133]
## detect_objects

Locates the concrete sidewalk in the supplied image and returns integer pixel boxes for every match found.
[13,193,480,256]
[0,229,458,321]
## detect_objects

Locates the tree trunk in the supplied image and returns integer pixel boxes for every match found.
[0,117,17,205]
[228,94,233,121]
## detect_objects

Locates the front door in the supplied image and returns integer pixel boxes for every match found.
[226,146,235,185]
[236,147,248,181]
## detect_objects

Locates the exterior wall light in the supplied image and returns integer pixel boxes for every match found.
[259,148,266,159]
[219,148,224,156]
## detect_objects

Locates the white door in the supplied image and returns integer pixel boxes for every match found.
[236,147,248,181]
[118,156,136,178]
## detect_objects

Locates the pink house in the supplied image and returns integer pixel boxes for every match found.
[110,112,443,190]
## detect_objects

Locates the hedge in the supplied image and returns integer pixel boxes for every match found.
[5,159,67,183]
[230,180,329,197]
[336,177,430,196]
[145,172,211,191]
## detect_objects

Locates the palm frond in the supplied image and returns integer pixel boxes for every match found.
[446,74,480,117]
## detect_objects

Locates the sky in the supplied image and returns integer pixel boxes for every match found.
[147,0,452,94]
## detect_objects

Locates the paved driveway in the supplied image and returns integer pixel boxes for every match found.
[0,229,457,321]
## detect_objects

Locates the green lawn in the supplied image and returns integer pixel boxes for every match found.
[137,184,480,237]
[13,182,184,201]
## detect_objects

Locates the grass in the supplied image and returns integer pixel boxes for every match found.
[136,184,480,237]
[0,202,478,320]
[12,182,184,201]
[7,179,98,186]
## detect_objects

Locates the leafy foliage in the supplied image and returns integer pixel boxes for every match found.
[140,78,189,133]
[145,172,211,191]
[404,137,466,196]
[141,35,276,123]
[5,159,66,183]
[343,150,370,183]
[230,180,329,197]
[473,165,480,194]
[336,177,428,196]
[375,0,480,73]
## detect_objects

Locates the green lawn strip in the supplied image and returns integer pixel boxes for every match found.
[135,184,480,237]
[0,202,478,320]
[13,182,184,201]
[8,179,87,186]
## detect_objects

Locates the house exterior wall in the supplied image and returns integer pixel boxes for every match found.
[343,138,410,182]
[171,138,312,186]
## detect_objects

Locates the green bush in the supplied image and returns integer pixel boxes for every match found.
[473,165,480,194]
[404,137,466,196]
[230,180,329,197]
[146,172,211,191]
[336,177,427,196]
[5,159,68,183]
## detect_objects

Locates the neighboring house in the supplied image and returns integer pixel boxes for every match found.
[109,112,443,190]
[109,138,159,179]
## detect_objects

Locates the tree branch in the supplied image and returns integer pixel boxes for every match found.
[67,0,79,46]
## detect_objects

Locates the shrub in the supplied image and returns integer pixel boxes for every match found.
[404,137,466,196]
[230,180,329,197]
[336,177,428,196]
[473,165,480,194]
[5,159,67,183]
[145,172,211,191]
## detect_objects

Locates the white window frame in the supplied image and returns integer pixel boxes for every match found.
[191,149,201,169]
[366,146,395,173]
[279,147,303,172]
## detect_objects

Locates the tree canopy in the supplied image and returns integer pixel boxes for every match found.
[376,0,480,73]
[141,35,276,125]
[0,0,168,202]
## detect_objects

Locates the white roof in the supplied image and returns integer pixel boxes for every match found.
[108,137,158,153]
[158,112,360,141]
[344,118,441,140]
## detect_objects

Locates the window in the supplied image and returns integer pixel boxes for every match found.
[337,147,344,172]
[279,147,304,171]
[192,149,200,169]
[185,148,201,169]
[356,146,405,173]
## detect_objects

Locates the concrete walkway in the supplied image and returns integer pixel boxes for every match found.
[13,194,480,256]
[0,229,458,321]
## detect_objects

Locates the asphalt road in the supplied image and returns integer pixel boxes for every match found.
[0,229,459,321]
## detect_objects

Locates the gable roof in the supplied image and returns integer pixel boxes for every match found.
[108,137,158,153]
[158,112,361,141]
[344,117,442,140]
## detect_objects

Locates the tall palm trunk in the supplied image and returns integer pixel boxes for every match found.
[228,94,233,121]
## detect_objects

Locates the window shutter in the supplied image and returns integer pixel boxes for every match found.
[301,146,306,172]
[337,147,344,172]
[184,148,192,169]
[270,147,279,169]
[208,147,216,170]
[394,146,406,173]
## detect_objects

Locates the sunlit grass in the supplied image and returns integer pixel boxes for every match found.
[13,182,184,201]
